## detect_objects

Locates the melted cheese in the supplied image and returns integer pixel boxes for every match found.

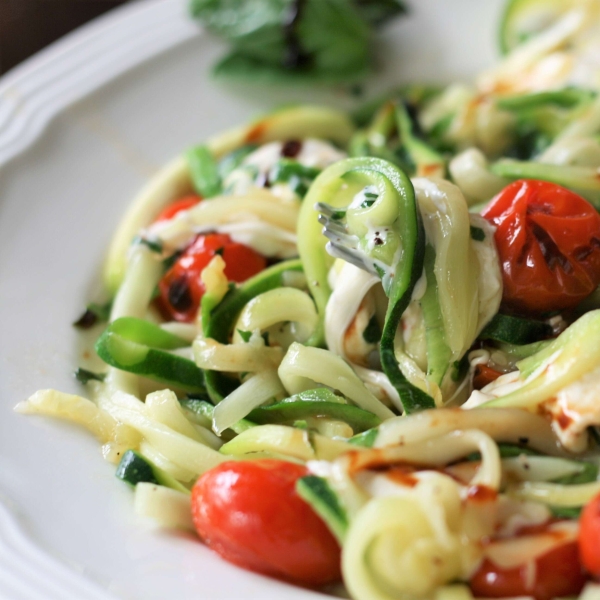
[545,364,600,452]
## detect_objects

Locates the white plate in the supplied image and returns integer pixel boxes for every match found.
[0,1,504,598]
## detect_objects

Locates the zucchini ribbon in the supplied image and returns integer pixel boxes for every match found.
[299,156,435,413]
[95,317,206,393]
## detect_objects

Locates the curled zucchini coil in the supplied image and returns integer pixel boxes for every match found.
[299,157,434,413]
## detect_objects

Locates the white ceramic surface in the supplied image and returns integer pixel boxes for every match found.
[0,0,504,597]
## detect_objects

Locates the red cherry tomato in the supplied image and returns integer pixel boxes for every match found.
[470,538,586,600]
[155,195,201,222]
[192,460,342,587]
[482,180,600,315]
[579,492,600,576]
[157,233,266,322]
[472,365,503,390]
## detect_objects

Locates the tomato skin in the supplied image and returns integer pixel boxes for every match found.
[472,365,503,390]
[157,233,266,322]
[192,460,342,587]
[155,195,201,222]
[470,539,586,600]
[482,180,600,315]
[579,492,600,576]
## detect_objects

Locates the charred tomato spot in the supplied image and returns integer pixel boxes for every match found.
[577,237,600,261]
[530,222,573,273]
[168,276,193,313]
[281,140,303,158]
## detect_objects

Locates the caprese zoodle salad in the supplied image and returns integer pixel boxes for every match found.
[17,1,600,599]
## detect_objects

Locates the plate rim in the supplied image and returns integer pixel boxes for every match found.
[0,2,196,597]
[0,0,199,170]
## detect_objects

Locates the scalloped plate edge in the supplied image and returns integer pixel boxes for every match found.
[0,0,200,169]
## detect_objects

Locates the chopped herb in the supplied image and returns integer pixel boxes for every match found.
[450,356,469,382]
[362,315,381,344]
[133,236,163,253]
[218,144,258,179]
[374,264,386,279]
[187,145,222,198]
[268,159,321,198]
[261,331,270,346]
[360,192,378,208]
[470,226,485,242]
[74,368,106,384]
[73,309,98,329]
[237,329,253,343]
[88,301,112,321]
[270,160,320,182]
[348,427,378,447]
[73,301,112,329]
[331,210,346,220]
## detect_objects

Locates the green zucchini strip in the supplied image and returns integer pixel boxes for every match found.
[349,101,445,178]
[116,449,189,494]
[297,475,349,543]
[186,145,222,198]
[497,88,595,111]
[420,245,452,386]
[491,158,600,207]
[95,317,205,393]
[395,102,445,178]
[479,313,553,345]
[248,398,381,433]
[203,259,303,403]
[300,157,434,413]
[484,310,600,410]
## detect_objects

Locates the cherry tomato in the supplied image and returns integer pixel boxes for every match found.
[157,233,266,322]
[154,195,201,222]
[472,365,503,390]
[579,492,600,576]
[192,460,342,587]
[470,539,586,600]
[482,180,600,315]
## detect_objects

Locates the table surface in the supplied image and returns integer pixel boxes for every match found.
[0,0,132,75]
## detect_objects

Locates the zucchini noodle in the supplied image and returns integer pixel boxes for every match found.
[232,287,318,345]
[449,148,509,204]
[193,336,283,372]
[342,494,479,600]
[413,178,481,360]
[509,481,600,507]
[278,343,395,421]
[375,407,564,456]
[212,369,285,434]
